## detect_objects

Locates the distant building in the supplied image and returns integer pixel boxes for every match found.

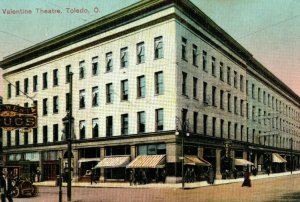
[0,0,299,182]
[0,96,2,105]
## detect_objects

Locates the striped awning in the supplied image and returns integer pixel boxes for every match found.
[94,156,130,168]
[184,155,211,166]
[78,158,100,163]
[235,158,254,166]
[126,155,166,169]
[272,153,287,163]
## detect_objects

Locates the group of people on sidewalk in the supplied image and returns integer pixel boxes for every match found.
[129,169,166,186]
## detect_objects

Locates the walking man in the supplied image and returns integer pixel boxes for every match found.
[90,168,97,185]
[0,169,13,202]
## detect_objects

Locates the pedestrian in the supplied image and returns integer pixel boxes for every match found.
[242,171,251,187]
[0,169,13,202]
[129,169,135,186]
[36,169,41,182]
[266,166,270,176]
[161,169,166,184]
[208,167,215,185]
[190,168,195,182]
[141,169,147,184]
[233,167,238,179]
[155,169,159,183]
[90,168,97,185]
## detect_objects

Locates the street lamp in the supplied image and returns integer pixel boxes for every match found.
[58,152,62,202]
[175,117,189,189]
[290,138,293,174]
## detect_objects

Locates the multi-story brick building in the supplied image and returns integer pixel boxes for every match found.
[0,0,299,183]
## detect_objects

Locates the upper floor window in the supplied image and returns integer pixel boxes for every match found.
[92,57,99,75]
[79,61,85,79]
[240,75,244,91]
[43,72,47,89]
[227,67,231,85]
[53,124,59,142]
[193,77,198,99]
[181,37,187,60]
[182,72,187,96]
[137,42,145,64]
[212,86,216,106]
[156,108,164,131]
[234,71,237,88]
[79,120,86,139]
[106,116,113,137]
[246,80,248,95]
[155,71,164,95]
[53,96,59,113]
[7,83,12,99]
[24,78,29,94]
[121,80,129,101]
[33,128,38,144]
[79,89,85,109]
[138,111,146,133]
[33,75,38,92]
[106,83,113,103]
[203,82,207,104]
[66,65,71,83]
[240,100,244,116]
[53,69,58,86]
[120,47,128,68]
[24,132,28,145]
[92,118,99,138]
[220,90,224,109]
[211,57,216,76]
[7,131,11,147]
[15,130,19,146]
[43,98,48,115]
[137,75,146,98]
[227,93,231,112]
[234,96,238,114]
[106,52,113,72]
[154,36,163,59]
[252,84,255,99]
[15,81,20,96]
[121,114,129,135]
[92,86,99,107]
[192,44,198,66]
[43,125,48,143]
[202,51,207,71]
[258,88,261,102]
[220,62,224,81]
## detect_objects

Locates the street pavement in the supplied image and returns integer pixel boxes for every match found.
[13,170,300,202]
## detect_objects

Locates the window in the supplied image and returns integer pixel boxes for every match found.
[252,129,255,143]
[79,89,85,108]
[246,103,249,119]
[53,124,59,142]
[234,96,238,114]
[263,91,266,104]
[79,120,86,139]
[33,128,38,144]
[155,71,164,95]
[252,106,256,121]
[66,65,71,83]
[212,117,216,137]
[211,57,216,76]
[43,125,48,143]
[43,98,48,115]
[246,80,248,95]
[53,69,58,86]
[227,67,231,85]
[79,61,85,79]
[193,112,198,133]
[121,114,128,135]
[138,111,146,133]
[240,125,244,141]
[53,96,59,113]
[92,86,99,106]
[182,108,188,124]
[203,114,208,135]
[220,90,224,109]
[202,51,207,71]
[24,132,28,145]
[92,118,99,138]
[240,75,244,91]
[137,76,146,98]
[7,83,12,99]
[154,36,163,59]
[137,42,145,64]
[15,130,19,146]
[24,102,28,107]
[106,116,113,137]
[120,48,128,68]
[234,123,238,140]
[106,52,113,72]
[192,44,198,66]
[234,71,237,88]
[7,131,11,146]
[156,109,164,131]
[181,37,187,60]
[33,75,38,92]
[24,78,29,94]
[252,84,255,99]
[240,100,244,116]
[227,93,231,112]
[258,109,261,124]
[203,82,207,104]
[92,56,99,75]
[220,62,224,81]
[212,86,216,106]
[106,83,113,103]
[16,81,20,96]
[258,88,261,102]
[43,72,47,89]
[182,72,187,96]
[193,77,198,98]
[220,119,224,138]
[66,93,70,111]
[120,80,129,101]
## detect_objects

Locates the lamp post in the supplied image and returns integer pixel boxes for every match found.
[58,153,62,202]
[290,138,293,174]
[175,117,189,189]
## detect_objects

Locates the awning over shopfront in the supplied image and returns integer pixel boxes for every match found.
[272,153,287,163]
[235,158,254,166]
[126,155,166,169]
[78,158,100,168]
[184,155,211,166]
[94,156,130,168]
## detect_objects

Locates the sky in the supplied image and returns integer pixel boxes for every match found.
[0,0,299,97]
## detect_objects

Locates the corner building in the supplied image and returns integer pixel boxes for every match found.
[1,0,299,183]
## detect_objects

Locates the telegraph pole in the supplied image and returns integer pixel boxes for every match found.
[67,72,73,201]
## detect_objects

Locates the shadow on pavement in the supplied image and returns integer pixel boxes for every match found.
[268,192,300,202]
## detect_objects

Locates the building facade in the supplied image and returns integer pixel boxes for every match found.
[0,0,299,183]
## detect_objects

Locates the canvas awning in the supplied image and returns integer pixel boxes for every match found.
[78,158,100,163]
[235,158,254,166]
[126,155,166,169]
[272,153,287,163]
[94,156,130,168]
[184,155,211,166]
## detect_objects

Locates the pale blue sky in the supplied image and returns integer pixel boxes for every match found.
[0,0,299,95]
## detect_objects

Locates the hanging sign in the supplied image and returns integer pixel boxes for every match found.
[0,104,37,131]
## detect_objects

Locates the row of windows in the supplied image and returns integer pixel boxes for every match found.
[181,37,245,92]
[7,37,164,99]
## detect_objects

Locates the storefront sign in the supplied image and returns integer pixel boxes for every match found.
[0,104,37,131]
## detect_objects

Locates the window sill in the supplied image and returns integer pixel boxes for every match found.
[193,64,198,68]
[79,107,86,110]
[92,105,99,107]
[136,96,145,99]
[182,94,189,99]
[53,111,59,114]
[154,93,163,96]
[154,57,163,60]
[182,58,188,62]
[53,84,58,87]
[193,97,199,101]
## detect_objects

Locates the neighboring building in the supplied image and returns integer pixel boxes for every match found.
[0,0,299,182]
[0,96,2,105]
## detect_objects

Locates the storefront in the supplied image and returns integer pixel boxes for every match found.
[78,147,100,181]
[43,151,59,180]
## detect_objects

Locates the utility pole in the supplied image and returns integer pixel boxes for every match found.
[67,72,73,201]
[290,138,293,174]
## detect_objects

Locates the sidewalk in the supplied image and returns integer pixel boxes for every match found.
[33,170,300,189]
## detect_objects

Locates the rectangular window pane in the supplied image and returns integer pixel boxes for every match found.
[138,111,146,133]
[106,52,113,72]
[181,37,187,60]
[156,109,164,131]
[92,56,99,75]
[121,114,129,135]
[106,83,113,103]
[155,71,164,95]
[79,89,85,108]
[66,65,71,83]
[53,69,58,86]
[137,42,145,64]
[79,120,86,139]
[24,78,29,94]
[120,47,128,68]
[137,76,145,98]
[106,116,113,137]
[79,61,85,79]
[92,118,99,138]
[43,72,47,89]
[121,80,128,101]
[154,36,163,59]
[92,86,99,106]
